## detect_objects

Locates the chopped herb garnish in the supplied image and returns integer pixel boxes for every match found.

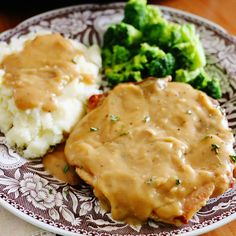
[229,155,236,163]
[71,57,78,64]
[211,143,220,154]
[110,114,120,122]
[120,131,129,136]
[90,127,99,132]
[64,190,69,196]
[143,115,150,123]
[63,164,70,174]
[49,189,53,194]
[204,135,213,140]
[176,179,181,186]
[146,177,153,185]
[186,110,192,115]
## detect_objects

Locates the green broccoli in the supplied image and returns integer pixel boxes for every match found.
[175,68,222,99]
[171,24,206,70]
[202,78,222,99]
[102,0,221,99]
[146,5,163,24]
[123,0,163,29]
[147,53,175,77]
[142,22,175,49]
[103,22,142,48]
[138,43,175,77]
[123,0,147,29]
[104,43,175,86]
[143,22,206,70]
[102,46,131,68]
[105,64,142,86]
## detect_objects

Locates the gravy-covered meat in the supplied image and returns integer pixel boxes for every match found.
[65,78,235,225]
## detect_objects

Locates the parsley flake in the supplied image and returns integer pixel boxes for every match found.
[63,165,69,174]
[120,131,129,136]
[186,110,192,115]
[71,56,79,64]
[143,115,151,123]
[229,155,236,163]
[146,178,153,185]
[49,189,53,194]
[176,179,181,186]
[211,143,220,154]
[90,127,99,132]
[110,114,119,122]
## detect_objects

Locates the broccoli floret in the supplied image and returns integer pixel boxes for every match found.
[171,24,206,70]
[145,5,163,24]
[102,48,112,67]
[103,22,142,48]
[203,79,222,99]
[189,69,209,90]
[143,22,206,70]
[123,0,147,29]
[139,43,165,59]
[143,22,174,49]
[102,46,131,68]
[147,53,175,77]
[132,54,148,70]
[139,43,175,77]
[105,64,142,86]
[175,68,222,98]
[123,0,163,29]
[175,68,201,83]
[104,43,175,86]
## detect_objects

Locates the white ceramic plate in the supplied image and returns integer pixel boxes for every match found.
[0,3,236,236]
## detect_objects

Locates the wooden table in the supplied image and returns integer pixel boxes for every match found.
[0,0,235,235]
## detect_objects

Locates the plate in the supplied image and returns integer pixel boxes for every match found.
[0,3,236,236]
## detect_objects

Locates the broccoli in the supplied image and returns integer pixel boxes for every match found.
[147,53,175,77]
[102,0,222,99]
[138,43,175,77]
[139,43,166,59]
[175,68,222,99]
[143,22,175,49]
[143,22,206,70]
[123,0,147,29]
[103,22,142,48]
[171,24,206,70]
[105,64,142,86]
[123,0,163,29]
[146,5,163,25]
[102,46,131,67]
[103,43,175,86]
[203,79,222,99]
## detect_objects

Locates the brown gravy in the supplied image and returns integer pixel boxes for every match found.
[43,144,80,185]
[1,33,81,112]
[65,78,236,225]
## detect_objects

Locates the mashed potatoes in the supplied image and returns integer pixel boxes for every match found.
[0,31,101,158]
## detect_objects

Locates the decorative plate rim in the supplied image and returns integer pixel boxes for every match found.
[0,3,236,236]
[0,3,234,43]
[1,194,236,236]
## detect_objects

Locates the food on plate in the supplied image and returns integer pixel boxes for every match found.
[43,143,80,185]
[65,78,235,225]
[102,0,221,99]
[0,31,101,158]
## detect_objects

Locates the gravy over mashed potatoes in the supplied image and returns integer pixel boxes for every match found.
[65,78,236,225]
[0,31,101,158]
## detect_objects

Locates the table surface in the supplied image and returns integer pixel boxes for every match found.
[0,0,236,235]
